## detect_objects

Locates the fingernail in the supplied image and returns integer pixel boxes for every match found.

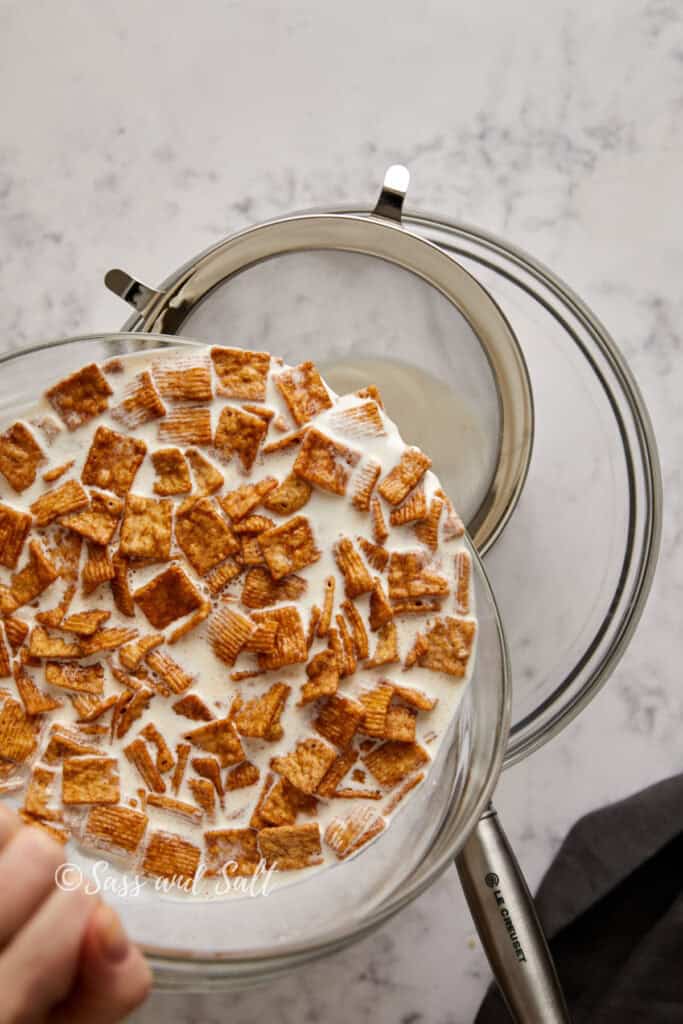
[97,904,130,963]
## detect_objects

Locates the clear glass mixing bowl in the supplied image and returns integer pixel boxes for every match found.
[0,334,510,990]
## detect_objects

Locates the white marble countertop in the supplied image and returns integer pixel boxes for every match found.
[1,1,681,1021]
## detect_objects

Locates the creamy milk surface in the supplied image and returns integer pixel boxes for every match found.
[0,345,477,897]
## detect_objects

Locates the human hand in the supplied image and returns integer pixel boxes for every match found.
[0,805,151,1023]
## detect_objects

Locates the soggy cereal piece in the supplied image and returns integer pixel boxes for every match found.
[234,682,290,739]
[184,718,245,768]
[299,648,340,706]
[110,552,134,616]
[351,458,381,512]
[82,626,138,656]
[390,489,428,526]
[383,705,417,742]
[142,831,201,883]
[210,346,271,400]
[111,370,166,429]
[119,494,172,562]
[69,693,118,722]
[325,807,385,860]
[82,426,147,497]
[334,538,373,598]
[62,756,120,805]
[190,756,224,804]
[204,827,261,877]
[240,566,306,609]
[359,682,394,738]
[329,401,385,439]
[46,363,113,430]
[171,742,191,794]
[274,361,332,425]
[0,587,18,616]
[363,741,429,788]
[369,578,393,632]
[365,621,400,669]
[391,683,437,711]
[204,558,242,597]
[239,535,264,566]
[316,748,357,798]
[0,628,9,679]
[29,627,81,660]
[207,604,255,665]
[42,460,74,483]
[226,761,260,791]
[370,497,389,544]
[60,490,123,546]
[82,545,115,595]
[271,738,336,795]
[454,550,471,615]
[0,422,45,492]
[220,477,278,521]
[31,479,89,527]
[417,616,476,678]
[147,793,203,826]
[19,815,70,844]
[378,447,432,506]
[241,615,279,655]
[383,772,425,814]
[293,428,360,496]
[119,633,163,670]
[24,766,61,821]
[314,694,364,750]
[153,356,212,403]
[258,515,320,580]
[14,665,62,714]
[151,448,191,496]
[124,737,166,793]
[414,495,444,551]
[45,661,104,695]
[83,803,148,856]
[43,725,100,764]
[0,698,38,763]
[260,778,317,827]
[251,606,307,671]
[140,723,175,773]
[4,616,29,651]
[185,447,224,495]
[146,651,194,694]
[174,496,239,575]
[387,551,449,602]
[115,688,154,740]
[172,693,213,722]
[47,529,83,582]
[0,504,32,569]
[358,537,388,572]
[34,581,75,629]
[262,429,307,456]
[335,613,357,677]
[30,415,62,445]
[158,407,212,446]
[134,565,203,629]
[188,779,217,818]
[214,406,267,472]
[262,473,312,516]
[258,822,322,870]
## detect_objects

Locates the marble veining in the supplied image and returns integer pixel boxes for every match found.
[0,0,681,1021]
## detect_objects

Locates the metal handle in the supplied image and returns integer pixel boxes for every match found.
[456,803,571,1023]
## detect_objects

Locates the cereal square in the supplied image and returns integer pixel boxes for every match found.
[0,503,31,569]
[83,804,148,856]
[204,827,261,876]
[119,495,172,561]
[184,718,245,767]
[214,407,267,472]
[274,362,332,425]
[314,694,364,749]
[153,356,212,403]
[81,426,147,497]
[258,822,322,870]
[30,479,89,527]
[207,604,255,665]
[62,756,120,805]
[133,565,203,629]
[258,515,320,580]
[158,407,212,446]
[293,428,360,496]
[45,363,113,431]
[111,370,166,429]
[151,448,191,496]
[251,606,307,670]
[141,830,201,882]
[362,741,429,788]
[234,682,290,739]
[210,347,271,400]
[60,490,123,545]
[271,738,336,794]
[0,698,37,762]
[417,616,476,678]
[185,447,224,495]
[174,496,239,575]
[378,447,432,505]
[0,422,44,492]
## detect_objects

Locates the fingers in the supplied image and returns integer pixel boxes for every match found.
[0,805,20,852]
[0,827,66,950]
[52,903,152,1024]
[0,884,95,1023]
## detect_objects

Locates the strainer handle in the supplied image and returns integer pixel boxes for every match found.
[456,803,571,1023]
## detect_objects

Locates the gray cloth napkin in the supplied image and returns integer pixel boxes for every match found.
[476,773,683,1023]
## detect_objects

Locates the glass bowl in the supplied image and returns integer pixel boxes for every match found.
[0,334,511,990]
